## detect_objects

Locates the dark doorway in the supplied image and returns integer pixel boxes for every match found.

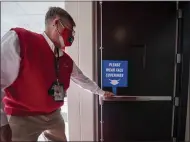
[95,1,189,142]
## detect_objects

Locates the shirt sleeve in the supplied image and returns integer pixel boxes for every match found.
[70,62,105,97]
[1,30,21,126]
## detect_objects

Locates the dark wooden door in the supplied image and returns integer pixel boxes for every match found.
[96,2,179,142]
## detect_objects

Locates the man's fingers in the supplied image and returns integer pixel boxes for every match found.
[104,92,115,97]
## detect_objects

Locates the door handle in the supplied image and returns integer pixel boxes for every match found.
[103,96,172,102]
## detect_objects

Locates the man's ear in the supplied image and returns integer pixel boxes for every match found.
[53,19,60,32]
[52,18,59,26]
[55,20,58,25]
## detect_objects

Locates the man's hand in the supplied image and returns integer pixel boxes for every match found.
[0,124,12,142]
[103,91,114,98]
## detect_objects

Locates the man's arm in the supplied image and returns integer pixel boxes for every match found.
[1,30,21,126]
[70,62,106,97]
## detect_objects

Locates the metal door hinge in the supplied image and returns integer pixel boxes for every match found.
[100,138,104,142]
[173,137,177,142]
[99,46,104,50]
[174,97,179,107]
[176,53,181,63]
[178,9,182,18]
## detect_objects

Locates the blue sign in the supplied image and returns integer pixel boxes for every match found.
[102,60,128,95]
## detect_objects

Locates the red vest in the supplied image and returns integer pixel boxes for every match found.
[3,28,73,116]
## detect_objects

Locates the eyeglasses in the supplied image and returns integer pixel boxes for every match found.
[59,20,75,36]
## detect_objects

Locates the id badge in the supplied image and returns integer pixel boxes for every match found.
[53,84,65,101]
[48,82,66,102]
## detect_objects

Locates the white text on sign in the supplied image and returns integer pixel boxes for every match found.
[106,68,123,72]
[108,63,121,67]
[106,73,124,77]
[105,62,124,78]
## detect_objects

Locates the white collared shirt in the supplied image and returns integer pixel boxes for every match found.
[0,30,105,126]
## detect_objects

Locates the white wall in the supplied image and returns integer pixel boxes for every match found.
[1,2,95,141]
[1,1,91,141]
[1,2,65,37]
[65,1,95,141]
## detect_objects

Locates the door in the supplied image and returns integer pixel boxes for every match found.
[96,1,180,142]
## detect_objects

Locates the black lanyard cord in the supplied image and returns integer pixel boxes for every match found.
[55,47,60,84]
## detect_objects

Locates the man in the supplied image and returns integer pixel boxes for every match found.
[0,7,114,141]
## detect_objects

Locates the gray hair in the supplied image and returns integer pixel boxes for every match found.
[45,7,76,27]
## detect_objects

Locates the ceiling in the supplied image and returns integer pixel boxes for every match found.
[1,2,65,15]
[1,2,65,37]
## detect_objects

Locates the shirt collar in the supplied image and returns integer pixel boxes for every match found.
[42,32,63,57]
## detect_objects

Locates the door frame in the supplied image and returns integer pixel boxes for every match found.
[93,1,100,142]
[93,1,190,142]
[173,2,190,142]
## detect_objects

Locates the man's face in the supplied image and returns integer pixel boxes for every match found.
[51,17,75,49]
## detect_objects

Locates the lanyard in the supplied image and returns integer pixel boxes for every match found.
[54,47,60,85]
